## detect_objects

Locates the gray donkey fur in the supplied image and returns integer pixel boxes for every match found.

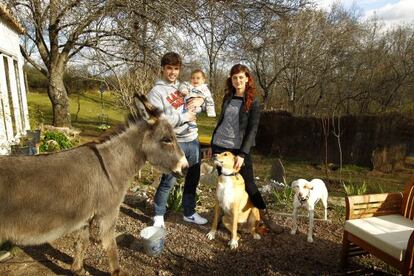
[0,94,188,275]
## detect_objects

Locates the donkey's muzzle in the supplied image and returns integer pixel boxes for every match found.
[172,165,188,178]
[172,156,189,178]
[181,165,189,176]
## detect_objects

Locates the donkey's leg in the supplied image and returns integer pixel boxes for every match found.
[71,225,90,275]
[100,213,127,276]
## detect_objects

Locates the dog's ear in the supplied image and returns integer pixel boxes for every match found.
[233,155,240,173]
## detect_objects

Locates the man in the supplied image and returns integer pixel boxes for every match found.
[147,52,207,227]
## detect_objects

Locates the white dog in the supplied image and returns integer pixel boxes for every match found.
[290,178,328,243]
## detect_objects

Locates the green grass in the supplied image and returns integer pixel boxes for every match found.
[28,91,217,139]
[28,91,127,139]
[196,113,217,137]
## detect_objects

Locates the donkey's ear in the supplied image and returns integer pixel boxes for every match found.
[132,93,160,124]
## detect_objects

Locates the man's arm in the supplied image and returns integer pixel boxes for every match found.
[147,90,192,127]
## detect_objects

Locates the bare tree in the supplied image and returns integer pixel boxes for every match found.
[177,1,236,93]
[232,0,309,106]
[7,0,117,126]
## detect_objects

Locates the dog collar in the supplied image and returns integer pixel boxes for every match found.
[221,172,236,176]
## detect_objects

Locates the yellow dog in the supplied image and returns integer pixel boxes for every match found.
[206,151,261,249]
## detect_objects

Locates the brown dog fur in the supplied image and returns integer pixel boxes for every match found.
[206,152,261,249]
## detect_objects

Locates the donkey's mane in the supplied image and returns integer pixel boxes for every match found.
[84,124,128,146]
[83,110,154,146]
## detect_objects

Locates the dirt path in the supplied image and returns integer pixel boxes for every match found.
[0,191,392,276]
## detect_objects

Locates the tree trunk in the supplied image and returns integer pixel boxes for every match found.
[288,99,296,114]
[262,88,269,109]
[48,70,71,127]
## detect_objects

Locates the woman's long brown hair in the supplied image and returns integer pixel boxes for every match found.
[225,64,256,111]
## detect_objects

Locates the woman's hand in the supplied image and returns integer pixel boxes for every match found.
[234,155,245,171]
[187,97,204,110]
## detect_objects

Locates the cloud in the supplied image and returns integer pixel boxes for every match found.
[313,0,414,27]
[364,0,414,26]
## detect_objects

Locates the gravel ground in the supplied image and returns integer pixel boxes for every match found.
[0,189,395,276]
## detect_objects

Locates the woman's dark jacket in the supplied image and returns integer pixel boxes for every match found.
[211,93,261,158]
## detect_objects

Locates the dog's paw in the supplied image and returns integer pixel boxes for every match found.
[228,239,238,249]
[206,231,216,240]
[253,233,261,240]
[307,236,313,243]
[71,267,90,276]
[112,269,130,276]
[290,229,297,235]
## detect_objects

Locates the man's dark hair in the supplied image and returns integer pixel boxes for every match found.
[161,52,182,67]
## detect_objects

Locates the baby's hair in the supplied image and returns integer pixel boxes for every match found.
[191,69,206,79]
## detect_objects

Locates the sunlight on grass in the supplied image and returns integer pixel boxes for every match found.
[28,91,126,137]
[196,113,217,137]
[28,91,216,139]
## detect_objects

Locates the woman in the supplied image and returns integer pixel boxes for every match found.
[211,64,282,233]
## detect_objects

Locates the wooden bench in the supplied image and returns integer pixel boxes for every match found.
[199,135,212,160]
[341,175,414,275]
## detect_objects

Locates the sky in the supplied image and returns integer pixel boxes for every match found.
[314,0,414,27]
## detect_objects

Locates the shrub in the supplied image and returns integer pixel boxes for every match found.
[167,183,184,212]
[167,182,200,213]
[28,106,45,129]
[272,187,294,208]
[40,131,73,152]
[343,180,367,196]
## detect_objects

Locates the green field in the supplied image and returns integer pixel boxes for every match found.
[27,91,217,140]
[28,91,126,138]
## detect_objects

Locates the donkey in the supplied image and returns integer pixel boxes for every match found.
[0,94,188,275]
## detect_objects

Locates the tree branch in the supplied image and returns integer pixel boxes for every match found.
[20,45,48,77]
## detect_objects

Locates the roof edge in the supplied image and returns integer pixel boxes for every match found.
[0,4,25,34]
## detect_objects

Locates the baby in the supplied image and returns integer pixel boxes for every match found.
[179,69,216,128]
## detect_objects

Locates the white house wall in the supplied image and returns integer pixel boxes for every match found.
[0,17,30,154]
[0,19,21,57]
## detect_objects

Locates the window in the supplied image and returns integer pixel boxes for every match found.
[13,59,25,131]
[3,56,16,137]
[0,79,7,141]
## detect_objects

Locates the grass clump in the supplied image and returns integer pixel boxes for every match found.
[342,180,367,196]
[272,187,295,209]
[167,183,184,213]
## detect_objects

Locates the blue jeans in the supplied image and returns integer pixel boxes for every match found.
[154,139,201,217]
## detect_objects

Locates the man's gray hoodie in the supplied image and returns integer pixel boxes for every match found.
[147,79,198,142]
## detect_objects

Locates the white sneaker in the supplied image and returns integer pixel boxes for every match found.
[183,213,208,225]
[153,215,165,228]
